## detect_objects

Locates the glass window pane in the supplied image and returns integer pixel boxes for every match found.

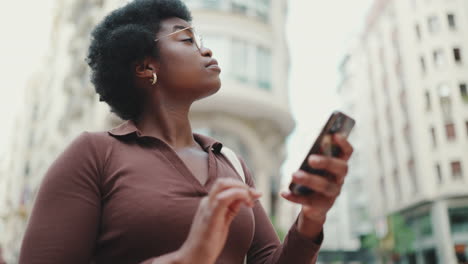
[231,0,248,14]
[256,46,272,90]
[445,123,456,141]
[448,13,456,29]
[231,39,248,82]
[433,49,446,68]
[255,0,270,22]
[428,16,440,33]
[460,83,468,103]
[451,161,462,179]
[454,48,462,63]
[450,207,468,234]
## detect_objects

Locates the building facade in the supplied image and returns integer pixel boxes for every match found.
[338,0,468,263]
[0,0,292,262]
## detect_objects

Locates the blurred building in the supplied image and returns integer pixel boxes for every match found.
[275,56,373,262]
[0,0,292,262]
[338,0,468,263]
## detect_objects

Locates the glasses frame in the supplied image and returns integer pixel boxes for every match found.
[154,26,203,51]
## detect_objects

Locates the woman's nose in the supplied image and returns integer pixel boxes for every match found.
[200,46,212,57]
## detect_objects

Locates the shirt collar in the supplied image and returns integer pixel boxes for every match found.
[108,120,223,153]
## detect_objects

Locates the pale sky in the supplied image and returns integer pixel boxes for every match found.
[0,0,372,166]
[0,0,54,159]
[282,0,372,179]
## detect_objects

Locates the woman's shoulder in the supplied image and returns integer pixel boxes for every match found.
[64,130,118,160]
[73,130,115,146]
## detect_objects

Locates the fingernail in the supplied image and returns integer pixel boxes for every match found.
[293,172,304,179]
[250,189,262,196]
[308,156,321,164]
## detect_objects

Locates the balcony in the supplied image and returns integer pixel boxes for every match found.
[191,78,294,136]
[185,0,271,23]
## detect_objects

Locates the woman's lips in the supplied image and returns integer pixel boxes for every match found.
[207,64,221,72]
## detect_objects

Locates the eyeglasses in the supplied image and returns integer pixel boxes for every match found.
[154,26,203,52]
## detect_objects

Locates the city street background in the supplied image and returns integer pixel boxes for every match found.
[1,0,468,263]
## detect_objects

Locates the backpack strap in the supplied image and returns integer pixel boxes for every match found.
[220,146,249,264]
[220,146,246,183]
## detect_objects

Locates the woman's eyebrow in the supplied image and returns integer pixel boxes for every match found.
[172,25,191,32]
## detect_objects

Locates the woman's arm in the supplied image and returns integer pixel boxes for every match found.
[19,132,103,264]
[18,133,187,264]
[242,159,321,264]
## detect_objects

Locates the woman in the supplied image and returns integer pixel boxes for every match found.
[19,0,353,263]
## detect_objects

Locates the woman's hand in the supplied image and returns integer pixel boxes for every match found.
[281,134,354,238]
[178,178,261,264]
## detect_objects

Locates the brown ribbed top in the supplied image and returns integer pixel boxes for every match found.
[19,121,321,264]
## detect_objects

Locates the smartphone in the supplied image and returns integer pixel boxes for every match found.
[289,111,355,196]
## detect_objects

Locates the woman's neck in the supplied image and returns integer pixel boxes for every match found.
[135,99,197,150]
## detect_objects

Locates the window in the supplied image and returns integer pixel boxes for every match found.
[454,48,462,64]
[425,90,431,110]
[460,83,468,103]
[438,83,453,121]
[380,176,387,203]
[428,16,440,33]
[24,163,30,177]
[451,161,462,179]
[400,91,408,118]
[445,123,456,141]
[229,0,270,22]
[447,13,456,30]
[449,207,468,234]
[200,0,221,9]
[466,121,468,136]
[231,0,247,14]
[422,248,437,264]
[436,163,442,184]
[393,169,402,201]
[256,46,272,90]
[403,122,410,143]
[419,214,433,238]
[433,49,446,68]
[420,56,426,74]
[415,24,422,40]
[430,127,437,147]
[408,159,418,193]
[231,39,248,82]
[256,0,270,22]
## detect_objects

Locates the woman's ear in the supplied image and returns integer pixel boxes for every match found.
[134,57,159,78]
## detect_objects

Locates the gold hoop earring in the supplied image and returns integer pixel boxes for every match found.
[150,73,157,85]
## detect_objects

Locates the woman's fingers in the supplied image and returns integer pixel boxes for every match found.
[208,178,248,200]
[213,188,261,217]
[307,155,348,184]
[208,178,262,220]
[292,171,341,198]
[334,134,353,161]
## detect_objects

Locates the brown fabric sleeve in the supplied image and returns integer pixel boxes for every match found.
[19,132,103,264]
[239,157,322,264]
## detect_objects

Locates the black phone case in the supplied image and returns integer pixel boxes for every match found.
[289,111,355,196]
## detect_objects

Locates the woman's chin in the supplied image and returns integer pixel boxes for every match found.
[196,83,221,101]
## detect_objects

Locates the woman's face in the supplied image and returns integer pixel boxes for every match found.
[155,17,221,102]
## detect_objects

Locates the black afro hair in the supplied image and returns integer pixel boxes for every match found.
[86,0,192,120]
